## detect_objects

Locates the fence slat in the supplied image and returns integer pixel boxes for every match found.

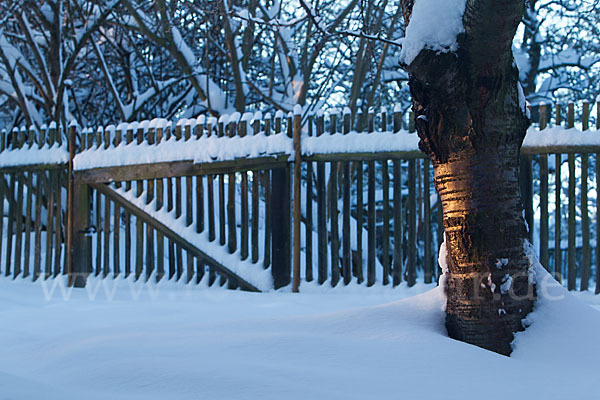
[596,101,600,294]
[342,111,351,285]
[367,160,375,286]
[329,112,340,287]
[5,174,15,276]
[382,160,390,285]
[580,102,590,291]
[23,171,33,278]
[355,160,364,283]
[54,171,63,276]
[155,127,164,281]
[424,159,432,283]
[0,173,4,276]
[316,114,327,284]
[329,160,339,286]
[304,114,314,282]
[14,173,24,278]
[393,160,402,286]
[407,159,417,286]
[539,104,549,272]
[45,171,54,278]
[271,112,291,289]
[567,103,576,290]
[33,172,42,280]
[146,127,156,281]
[135,125,144,280]
[381,107,390,284]
[407,113,417,286]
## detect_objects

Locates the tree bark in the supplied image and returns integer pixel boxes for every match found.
[400,0,536,355]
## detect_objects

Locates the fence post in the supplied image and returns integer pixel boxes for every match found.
[271,113,291,289]
[68,123,89,287]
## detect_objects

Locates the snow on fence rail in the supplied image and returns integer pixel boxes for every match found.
[0,101,599,293]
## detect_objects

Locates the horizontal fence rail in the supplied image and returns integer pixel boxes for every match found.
[0,101,598,294]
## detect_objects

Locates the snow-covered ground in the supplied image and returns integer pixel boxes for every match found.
[1,267,599,400]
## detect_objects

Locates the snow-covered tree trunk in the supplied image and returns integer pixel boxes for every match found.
[400,0,535,355]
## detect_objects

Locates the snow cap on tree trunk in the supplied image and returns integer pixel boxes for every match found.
[399,0,467,66]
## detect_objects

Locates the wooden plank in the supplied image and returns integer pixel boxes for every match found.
[0,163,66,174]
[155,173,165,281]
[424,159,432,283]
[407,159,417,286]
[74,156,289,184]
[317,161,327,284]
[271,112,291,289]
[381,160,390,285]
[555,152,562,283]
[113,197,120,278]
[263,169,271,269]
[44,171,54,278]
[184,124,194,283]
[219,173,226,246]
[355,161,363,283]
[252,172,259,264]
[14,173,24,278]
[196,174,205,283]
[251,114,260,266]
[367,160,375,286]
[316,113,326,284]
[292,111,302,292]
[271,165,291,289]
[146,129,157,281]
[33,171,42,280]
[580,102,590,291]
[567,103,576,290]
[597,151,600,294]
[134,129,144,281]
[23,171,33,278]
[392,160,402,286]
[54,171,63,276]
[0,174,4,275]
[155,127,165,280]
[208,175,215,242]
[305,160,313,282]
[90,183,261,292]
[342,160,351,285]
[124,129,133,277]
[4,177,15,271]
[304,150,425,162]
[66,125,75,284]
[70,177,91,288]
[227,172,236,254]
[342,113,352,286]
[538,105,549,274]
[186,175,194,283]
[104,194,111,277]
[241,172,249,261]
[597,101,600,294]
[196,175,204,234]
[329,160,339,287]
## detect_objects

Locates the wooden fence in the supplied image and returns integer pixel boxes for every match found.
[0,101,598,293]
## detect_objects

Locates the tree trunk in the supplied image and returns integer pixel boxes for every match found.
[434,148,534,355]
[400,0,536,355]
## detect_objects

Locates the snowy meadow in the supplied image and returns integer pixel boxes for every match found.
[1,265,599,400]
